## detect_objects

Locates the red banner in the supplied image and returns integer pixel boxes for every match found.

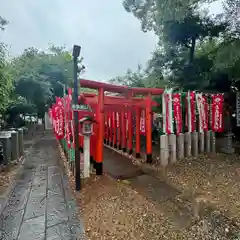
[173,93,182,135]
[51,104,57,134]
[65,95,71,148]
[212,94,224,132]
[140,110,146,135]
[190,92,196,132]
[202,96,208,131]
[56,98,64,139]
[186,92,196,132]
[196,94,209,132]
[67,88,74,147]
[116,112,120,128]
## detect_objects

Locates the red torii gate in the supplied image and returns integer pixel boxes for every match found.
[79,79,164,175]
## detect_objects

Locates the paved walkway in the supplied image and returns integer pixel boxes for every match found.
[103,147,193,229]
[0,136,85,240]
[103,147,143,179]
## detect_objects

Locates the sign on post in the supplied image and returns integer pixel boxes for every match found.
[72,104,91,111]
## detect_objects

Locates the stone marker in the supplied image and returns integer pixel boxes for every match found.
[169,134,177,164]
[220,132,235,154]
[10,130,19,161]
[18,128,24,157]
[0,132,11,164]
[184,132,192,157]
[191,132,198,157]
[83,136,90,178]
[199,132,204,153]
[160,135,169,167]
[210,131,216,153]
[205,130,211,153]
[177,133,184,160]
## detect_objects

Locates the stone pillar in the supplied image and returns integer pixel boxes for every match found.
[83,136,90,178]
[191,132,198,157]
[0,132,11,164]
[205,130,211,153]
[177,133,184,160]
[211,131,216,153]
[184,132,192,157]
[18,128,24,157]
[10,130,19,161]
[169,134,177,164]
[160,135,169,167]
[199,132,204,153]
[220,132,235,154]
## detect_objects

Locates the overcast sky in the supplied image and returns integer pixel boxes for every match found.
[0,0,223,81]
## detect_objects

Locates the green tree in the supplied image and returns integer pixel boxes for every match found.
[0,16,14,115]
[123,0,231,91]
[0,16,8,31]
[0,44,14,113]
[10,45,76,118]
[223,0,240,33]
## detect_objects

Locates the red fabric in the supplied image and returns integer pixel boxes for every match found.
[212,94,224,132]
[140,110,146,135]
[173,93,182,135]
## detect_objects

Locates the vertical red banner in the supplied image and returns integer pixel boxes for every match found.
[173,93,182,135]
[186,92,196,132]
[68,88,74,148]
[65,95,71,148]
[140,109,146,135]
[190,92,196,132]
[202,95,209,131]
[56,98,64,139]
[212,94,224,132]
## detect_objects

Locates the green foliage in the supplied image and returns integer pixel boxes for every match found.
[122,0,240,93]
[223,0,240,33]
[0,43,14,113]
[110,65,145,87]
[123,0,209,32]
[0,16,78,121]
[0,16,8,31]
[214,38,240,75]
[10,45,75,118]
[110,65,169,89]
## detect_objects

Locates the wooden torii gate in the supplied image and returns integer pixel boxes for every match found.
[79,79,164,175]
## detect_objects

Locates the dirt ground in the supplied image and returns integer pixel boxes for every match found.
[142,153,240,220]
[60,154,239,239]
[73,175,187,240]
[55,136,240,240]
[72,175,240,240]
[0,163,19,196]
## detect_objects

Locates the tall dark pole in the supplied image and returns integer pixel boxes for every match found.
[73,45,81,191]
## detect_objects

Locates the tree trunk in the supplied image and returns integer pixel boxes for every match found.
[189,37,196,64]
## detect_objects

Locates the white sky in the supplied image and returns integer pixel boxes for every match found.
[0,0,223,81]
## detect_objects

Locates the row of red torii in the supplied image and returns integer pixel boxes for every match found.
[51,79,224,176]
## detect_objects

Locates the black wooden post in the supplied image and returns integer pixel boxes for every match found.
[72,45,81,191]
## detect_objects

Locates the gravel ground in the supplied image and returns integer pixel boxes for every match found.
[71,175,240,240]
[75,175,187,240]
[151,153,240,220]
[59,146,240,240]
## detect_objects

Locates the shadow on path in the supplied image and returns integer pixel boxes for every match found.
[0,135,84,240]
[103,147,193,229]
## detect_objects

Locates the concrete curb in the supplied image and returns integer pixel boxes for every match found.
[58,143,86,240]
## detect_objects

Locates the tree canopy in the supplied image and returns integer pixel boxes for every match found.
[0,17,78,125]
[0,0,240,123]
[113,0,239,93]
